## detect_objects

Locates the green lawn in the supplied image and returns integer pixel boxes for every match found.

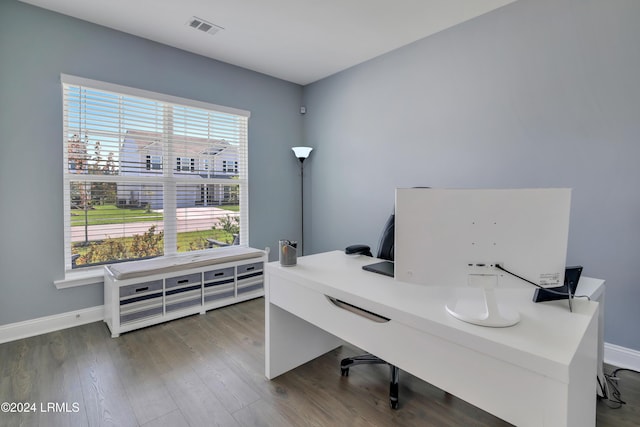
[70,205,162,226]
[220,204,240,212]
[70,204,239,226]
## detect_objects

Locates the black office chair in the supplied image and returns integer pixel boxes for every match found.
[342,213,400,409]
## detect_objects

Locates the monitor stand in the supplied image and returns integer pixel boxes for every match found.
[446,274,520,328]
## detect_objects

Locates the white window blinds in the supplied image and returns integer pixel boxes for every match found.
[61,74,250,272]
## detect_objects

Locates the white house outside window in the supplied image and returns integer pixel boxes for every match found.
[61,75,250,274]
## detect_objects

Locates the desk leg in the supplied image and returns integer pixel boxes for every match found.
[265,302,343,379]
[595,290,606,397]
[389,365,400,409]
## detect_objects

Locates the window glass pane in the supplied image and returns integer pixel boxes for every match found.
[70,181,164,268]
[176,183,240,252]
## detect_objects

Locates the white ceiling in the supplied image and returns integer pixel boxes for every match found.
[20,0,517,85]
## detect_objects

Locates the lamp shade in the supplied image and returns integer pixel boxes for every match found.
[292,146,313,160]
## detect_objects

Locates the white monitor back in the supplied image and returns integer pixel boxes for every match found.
[395,188,571,289]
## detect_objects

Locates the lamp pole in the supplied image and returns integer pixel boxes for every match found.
[291,147,313,255]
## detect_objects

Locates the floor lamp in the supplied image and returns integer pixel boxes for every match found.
[292,146,313,255]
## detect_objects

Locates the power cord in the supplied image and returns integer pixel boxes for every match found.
[494,264,542,288]
[493,264,591,305]
[602,368,640,409]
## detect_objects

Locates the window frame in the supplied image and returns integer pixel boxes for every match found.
[58,74,251,286]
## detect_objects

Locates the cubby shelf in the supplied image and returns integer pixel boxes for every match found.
[104,248,266,337]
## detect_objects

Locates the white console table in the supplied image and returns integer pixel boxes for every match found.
[104,247,266,337]
[265,251,601,427]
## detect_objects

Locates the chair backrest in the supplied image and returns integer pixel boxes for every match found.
[376,213,395,261]
[376,188,429,261]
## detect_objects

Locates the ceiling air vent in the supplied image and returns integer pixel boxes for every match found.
[187,16,224,36]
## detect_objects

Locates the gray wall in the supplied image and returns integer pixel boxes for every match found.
[303,0,640,351]
[0,1,303,325]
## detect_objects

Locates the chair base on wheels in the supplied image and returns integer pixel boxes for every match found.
[340,354,400,409]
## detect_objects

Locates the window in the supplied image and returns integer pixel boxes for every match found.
[145,155,162,171]
[176,157,195,172]
[223,160,239,174]
[62,75,250,273]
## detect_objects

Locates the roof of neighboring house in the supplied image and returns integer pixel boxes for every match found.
[124,130,235,157]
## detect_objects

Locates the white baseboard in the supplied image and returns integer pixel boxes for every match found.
[0,306,104,344]
[604,342,640,372]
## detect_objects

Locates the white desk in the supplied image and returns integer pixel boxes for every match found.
[265,251,601,427]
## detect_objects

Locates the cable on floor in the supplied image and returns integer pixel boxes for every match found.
[601,367,640,409]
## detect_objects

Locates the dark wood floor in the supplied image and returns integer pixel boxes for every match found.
[0,298,638,426]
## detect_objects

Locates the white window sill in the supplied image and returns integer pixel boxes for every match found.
[54,267,104,289]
